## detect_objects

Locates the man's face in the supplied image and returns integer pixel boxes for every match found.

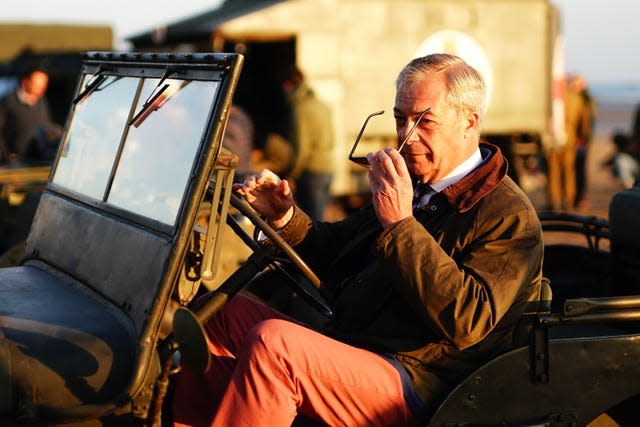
[394,76,478,184]
[23,71,49,100]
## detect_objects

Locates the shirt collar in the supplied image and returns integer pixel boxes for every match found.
[428,147,483,193]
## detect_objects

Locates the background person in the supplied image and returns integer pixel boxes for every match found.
[250,131,294,177]
[171,53,544,427]
[283,65,336,221]
[604,132,640,189]
[544,73,587,211]
[571,74,595,210]
[0,64,62,165]
[222,104,255,182]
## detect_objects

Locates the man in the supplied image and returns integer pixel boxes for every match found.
[283,66,336,221]
[570,74,595,209]
[222,104,255,182]
[0,65,62,165]
[546,73,591,212]
[172,53,544,426]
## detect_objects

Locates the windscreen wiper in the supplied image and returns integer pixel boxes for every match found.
[129,67,188,128]
[72,71,107,104]
[129,83,170,128]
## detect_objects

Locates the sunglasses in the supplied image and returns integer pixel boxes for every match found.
[347,107,431,167]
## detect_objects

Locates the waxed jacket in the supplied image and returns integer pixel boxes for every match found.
[276,143,544,410]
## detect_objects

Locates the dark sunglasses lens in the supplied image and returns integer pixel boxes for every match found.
[350,156,369,166]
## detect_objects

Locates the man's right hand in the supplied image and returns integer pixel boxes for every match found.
[233,169,295,228]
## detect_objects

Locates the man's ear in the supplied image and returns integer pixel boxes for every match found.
[464,111,480,137]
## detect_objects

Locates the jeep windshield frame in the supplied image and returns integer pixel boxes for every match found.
[48,52,240,235]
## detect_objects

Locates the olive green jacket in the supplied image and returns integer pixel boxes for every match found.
[276,143,544,409]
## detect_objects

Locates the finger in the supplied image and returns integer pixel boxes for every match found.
[367,151,387,176]
[369,150,398,185]
[232,183,245,195]
[377,149,397,177]
[384,147,410,177]
[278,179,292,197]
[367,155,384,187]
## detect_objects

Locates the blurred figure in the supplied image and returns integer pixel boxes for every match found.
[545,73,588,211]
[0,64,62,165]
[604,132,640,189]
[222,104,254,182]
[283,65,336,221]
[251,132,294,177]
[571,74,595,210]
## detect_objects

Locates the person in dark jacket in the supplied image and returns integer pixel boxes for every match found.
[172,53,544,427]
[283,65,336,221]
[0,64,62,165]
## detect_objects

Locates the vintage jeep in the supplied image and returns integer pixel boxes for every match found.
[0,51,639,427]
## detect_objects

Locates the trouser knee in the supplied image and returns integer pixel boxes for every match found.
[244,319,294,353]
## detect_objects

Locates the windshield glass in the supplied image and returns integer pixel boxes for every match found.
[52,72,220,226]
[108,78,217,225]
[52,74,137,199]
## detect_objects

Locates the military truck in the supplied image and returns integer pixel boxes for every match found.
[0,50,638,427]
[128,0,565,204]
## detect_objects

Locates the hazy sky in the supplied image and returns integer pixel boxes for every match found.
[552,0,640,84]
[2,0,638,84]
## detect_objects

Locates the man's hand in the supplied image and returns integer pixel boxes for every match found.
[367,148,414,230]
[233,169,295,228]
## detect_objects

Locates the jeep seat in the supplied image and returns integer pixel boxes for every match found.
[609,183,640,295]
[0,263,136,413]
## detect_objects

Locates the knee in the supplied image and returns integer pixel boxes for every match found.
[242,318,297,358]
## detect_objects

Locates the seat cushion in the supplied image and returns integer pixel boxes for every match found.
[543,244,611,311]
[0,263,137,412]
[609,186,640,295]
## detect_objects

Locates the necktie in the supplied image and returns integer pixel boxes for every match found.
[413,183,434,210]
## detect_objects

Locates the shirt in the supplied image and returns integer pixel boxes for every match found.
[413,147,483,210]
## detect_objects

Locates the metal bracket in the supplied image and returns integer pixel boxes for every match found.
[530,320,550,384]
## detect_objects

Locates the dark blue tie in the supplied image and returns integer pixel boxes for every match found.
[413,183,433,210]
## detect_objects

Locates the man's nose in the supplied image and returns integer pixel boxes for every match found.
[401,121,419,144]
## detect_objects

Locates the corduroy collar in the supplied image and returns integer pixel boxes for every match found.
[439,142,508,213]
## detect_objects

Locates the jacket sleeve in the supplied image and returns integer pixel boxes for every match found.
[275,204,380,282]
[376,198,543,350]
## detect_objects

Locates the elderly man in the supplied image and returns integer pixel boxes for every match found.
[172,53,544,427]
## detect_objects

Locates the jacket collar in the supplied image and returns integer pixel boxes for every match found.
[440,142,508,213]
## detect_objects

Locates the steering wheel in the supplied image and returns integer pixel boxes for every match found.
[173,192,334,374]
[227,193,334,316]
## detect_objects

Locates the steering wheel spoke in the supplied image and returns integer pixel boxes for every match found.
[227,194,334,317]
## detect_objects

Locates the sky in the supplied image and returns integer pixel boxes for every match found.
[1,0,639,85]
[552,0,640,84]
